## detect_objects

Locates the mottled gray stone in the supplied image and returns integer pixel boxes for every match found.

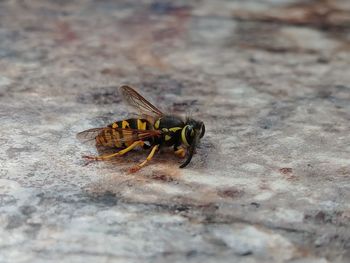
[0,0,350,262]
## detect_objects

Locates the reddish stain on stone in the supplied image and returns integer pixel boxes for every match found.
[56,22,78,42]
[259,179,271,190]
[147,167,181,182]
[279,167,293,174]
[217,188,244,199]
[279,167,298,181]
[315,211,326,222]
[150,173,175,182]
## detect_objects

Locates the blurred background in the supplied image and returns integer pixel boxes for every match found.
[0,1,349,262]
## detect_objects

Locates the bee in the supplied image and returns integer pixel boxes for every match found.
[77,85,205,172]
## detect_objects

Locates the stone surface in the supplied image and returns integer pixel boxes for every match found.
[0,0,350,262]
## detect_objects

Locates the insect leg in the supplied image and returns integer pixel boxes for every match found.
[129,144,159,173]
[174,148,186,158]
[83,141,144,161]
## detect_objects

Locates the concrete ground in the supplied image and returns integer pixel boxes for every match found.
[0,0,349,262]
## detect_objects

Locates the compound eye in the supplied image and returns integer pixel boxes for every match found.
[181,125,194,146]
[199,123,205,138]
[186,126,194,142]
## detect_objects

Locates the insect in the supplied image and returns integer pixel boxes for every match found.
[77,85,205,172]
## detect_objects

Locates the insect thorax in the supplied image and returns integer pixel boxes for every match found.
[154,116,184,147]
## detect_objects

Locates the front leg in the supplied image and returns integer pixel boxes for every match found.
[174,144,186,158]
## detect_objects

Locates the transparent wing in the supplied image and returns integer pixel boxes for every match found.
[77,127,161,145]
[120,85,164,118]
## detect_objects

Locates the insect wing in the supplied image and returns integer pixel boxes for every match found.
[77,127,161,145]
[76,128,105,144]
[120,85,164,118]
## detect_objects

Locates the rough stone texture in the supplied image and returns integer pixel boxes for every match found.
[0,0,350,262]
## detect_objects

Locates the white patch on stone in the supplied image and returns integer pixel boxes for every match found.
[210,224,298,261]
[239,162,266,173]
[274,208,304,223]
[254,191,274,201]
[280,27,340,52]
[0,76,11,89]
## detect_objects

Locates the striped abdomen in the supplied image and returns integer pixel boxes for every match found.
[96,118,153,148]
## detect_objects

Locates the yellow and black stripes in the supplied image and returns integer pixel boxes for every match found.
[137,119,147,130]
[77,85,206,170]
[118,118,149,147]
[161,127,182,143]
[181,125,195,147]
[154,119,161,129]
[96,121,121,148]
[96,128,120,148]
[95,116,189,153]
[94,118,152,148]
[181,125,190,147]
[153,116,185,147]
[113,118,149,130]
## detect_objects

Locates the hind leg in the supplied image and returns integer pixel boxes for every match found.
[83,141,144,161]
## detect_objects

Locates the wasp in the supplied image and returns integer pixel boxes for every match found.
[77,85,205,172]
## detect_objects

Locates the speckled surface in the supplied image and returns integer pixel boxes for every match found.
[0,0,350,262]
